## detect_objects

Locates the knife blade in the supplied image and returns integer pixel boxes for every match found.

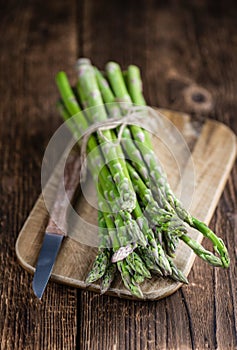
[33,152,81,299]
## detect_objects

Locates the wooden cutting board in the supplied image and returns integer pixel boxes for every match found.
[15,109,236,300]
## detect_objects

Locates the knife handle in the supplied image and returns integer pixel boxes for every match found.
[46,152,81,236]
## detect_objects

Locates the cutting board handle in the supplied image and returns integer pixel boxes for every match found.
[45,152,81,236]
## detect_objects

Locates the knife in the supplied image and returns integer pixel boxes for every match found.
[33,152,81,299]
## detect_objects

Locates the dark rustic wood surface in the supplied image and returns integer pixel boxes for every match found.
[0,0,236,349]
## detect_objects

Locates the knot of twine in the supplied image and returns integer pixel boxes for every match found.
[78,105,154,181]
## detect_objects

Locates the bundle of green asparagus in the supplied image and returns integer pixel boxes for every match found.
[55,59,230,298]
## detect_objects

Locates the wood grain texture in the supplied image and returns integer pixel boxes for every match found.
[16,110,236,300]
[78,0,237,349]
[0,1,78,349]
[1,0,237,349]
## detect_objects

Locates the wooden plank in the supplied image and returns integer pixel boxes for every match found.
[0,1,78,349]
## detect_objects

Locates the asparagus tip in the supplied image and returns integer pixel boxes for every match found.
[112,244,136,262]
[76,57,91,68]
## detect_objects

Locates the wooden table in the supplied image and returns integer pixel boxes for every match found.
[1,1,236,349]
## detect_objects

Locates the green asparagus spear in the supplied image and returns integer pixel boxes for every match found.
[167,257,189,284]
[126,65,146,106]
[100,263,117,294]
[180,233,224,267]
[117,260,144,298]
[125,63,230,268]
[126,252,151,279]
[85,248,111,284]
[76,59,136,212]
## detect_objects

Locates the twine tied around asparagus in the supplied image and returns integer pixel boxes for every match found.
[78,105,157,182]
